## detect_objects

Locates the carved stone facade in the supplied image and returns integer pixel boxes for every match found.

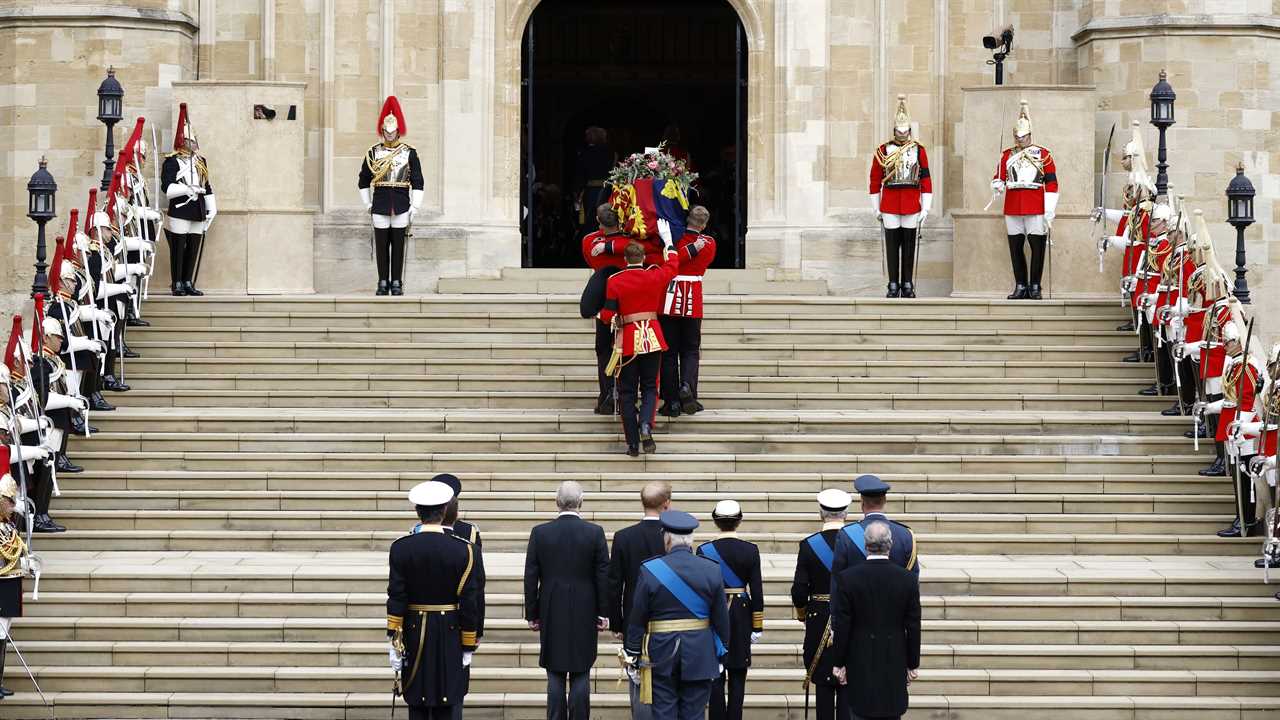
[0,1,1275,330]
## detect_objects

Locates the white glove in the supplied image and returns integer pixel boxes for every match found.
[1044,193,1059,227]
[657,218,674,250]
[166,183,195,201]
[45,392,85,412]
[409,189,424,223]
[142,208,162,223]
[204,194,217,226]
[717,664,724,675]
[125,263,149,277]
[1203,400,1224,415]
[1091,207,1104,222]
[388,644,402,671]
[360,188,373,211]
[625,665,639,685]
[750,632,762,645]
[919,192,932,222]
[462,651,473,667]
[870,193,881,221]
[9,444,50,461]
[991,179,1006,194]
[16,416,48,434]
[1183,341,1205,355]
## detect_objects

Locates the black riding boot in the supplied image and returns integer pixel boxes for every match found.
[182,233,205,296]
[1007,234,1029,298]
[899,227,918,298]
[389,227,406,296]
[374,228,391,294]
[167,230,187,295]
[0,637,10,697]
[1027,234,1047,299]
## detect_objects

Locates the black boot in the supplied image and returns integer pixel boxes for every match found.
[886,282,900,298]
[90,392,115,411]
[374,227,391,292]
[390,227,407,294]
[1138,385,1159,396]
[1116,321,1134,332]
[640,424,657,454]
[1007,284,1028,300]
[167,230,187,296]
[56,453,83,473]
[659,402,682,418]
[376,280,389,296]
[182,233,205,296]
[0,637,10,697]
[1027,284,1042,300]
[1184,422,1208,439]
[103,375,130,392]
[70,417,99,435]
[390,280,404,297]
[33,513,65,533]
[1245,521,1264,538]
[595,396,615,416]
[1199,452,1226,477]
[900,282,916,299]
[1256,551,1280,569]
[1161,402,1183,417]
[1217,519,1242,538]
[1123,352,1142,363]
[122,340,141,359]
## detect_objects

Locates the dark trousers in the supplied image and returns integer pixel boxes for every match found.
[1177,357,1198,410]
[708,668,747,720]
[651,674,713,720]
[659,316,702,402]
[409,706,455,720]
[1008,233,1047,286]
[595,321,615,403]
[546,670,590,720]
[814,683,850,720]
[374,227,407,282]
[884,227,918,285]
[1155,339,1175,391]
[618,351,661,449]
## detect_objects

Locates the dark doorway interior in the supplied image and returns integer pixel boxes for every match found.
[520,0,746,268]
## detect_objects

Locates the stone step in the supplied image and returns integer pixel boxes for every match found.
[71,431,1206,457]
[14,639,1280,671]
[437,276,833,294]
[83,408,1193,437]
[141,294,1127,317]
[5,664,1278,697]
[22,592,1278,623]
[123,340,1138,362]
[104,389,1168,411]
[123,325,1140,347]
[118,373,1155,396]
[58,470,1232,495]
[61,450,1216,475]
[36,509,1236,536]
[32,554,1270,598]
[0,691,1273,720]
[138,310,1133,333]
[49,489,1236,516]
[119,357,1159,379]
[498,267,771,282]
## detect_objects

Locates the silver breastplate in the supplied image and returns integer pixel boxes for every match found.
[372,144,412,186]
[882,143,920,188]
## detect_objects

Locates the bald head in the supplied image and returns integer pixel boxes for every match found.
[641,481,672,516]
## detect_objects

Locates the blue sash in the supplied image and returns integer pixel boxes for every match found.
[806,534,834,571]
[645,558,728,656]
[699,542,745,591]
[841,524,867,558]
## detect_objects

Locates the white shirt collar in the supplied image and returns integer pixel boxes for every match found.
[821,521,844,531]
[642,516,660,521]
[867,554,890,561]
[717,532,738,539]
[558,511,581,518]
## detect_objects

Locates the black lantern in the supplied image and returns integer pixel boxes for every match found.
[1148,69,1176,197]
[96,67,124,191]
[27,157,57,298]
[1226,162,1256,304]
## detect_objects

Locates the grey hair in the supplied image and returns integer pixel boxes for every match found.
[556,480,584,511]
[819,508,847,523]
[664,531,694,550]
[864,521,893,555]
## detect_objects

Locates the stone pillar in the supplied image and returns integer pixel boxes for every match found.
[161,81,314,294]
[952,85,1111,298]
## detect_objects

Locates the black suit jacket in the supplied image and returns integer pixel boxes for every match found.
[831,558,921,719]
[523,513,610,673]
[607,518,666,630]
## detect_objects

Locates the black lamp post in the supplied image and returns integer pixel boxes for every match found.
[27,157,57,298]
[1226,161,1255,304]
[96,67,124,191]
[1149,69,1176,198]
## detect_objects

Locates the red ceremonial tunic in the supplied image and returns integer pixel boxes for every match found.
[993,145,1058,216]
[581,231,631,271]
[1122,212,1150,279]
[1216,360,1262,443]
[1198,304,1233,381]
[600,253,684,356]
[1156,252,1196,328]
[662,233,716,319]
[869,142,932,215]
[1263,426,1278,457]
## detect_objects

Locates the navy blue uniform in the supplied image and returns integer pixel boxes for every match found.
[697,536,763,720]
[791,527,848,720]
[625,545,731,720]
[829,513,918,624]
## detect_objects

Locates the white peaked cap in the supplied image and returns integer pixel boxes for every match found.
[407,480,454,507]
[817,488,852,511]
[713,499,742,518]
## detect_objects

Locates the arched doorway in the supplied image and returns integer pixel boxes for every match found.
[519,0,748,268]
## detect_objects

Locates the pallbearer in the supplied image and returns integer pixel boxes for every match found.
[359,96,424,296]
[696,499,763,720]
[791,488,853,720]
[162,103,216,296]
[991,100,1058,300]
[659,206,716,417]
[869,95,932,299]
[387,480,481,720]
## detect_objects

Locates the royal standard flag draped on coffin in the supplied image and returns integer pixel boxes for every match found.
[608,147,697,248]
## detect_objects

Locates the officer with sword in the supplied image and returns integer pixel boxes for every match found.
[990,100,1059,300]
[1249,344,1279,572]
[868,95,932,299]
[162,103,217,296]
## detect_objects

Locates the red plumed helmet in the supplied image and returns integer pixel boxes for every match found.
[49,240,64,298]
[377,96,406,137]
[6,316,23,380]
[65,208,78,245]
[84,189,98,234]
[30,293,45,356]
[173,102,193,149]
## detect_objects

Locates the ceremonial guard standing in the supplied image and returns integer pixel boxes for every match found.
[1097,122,1156,338]
[85,190,134,394]
[1132,199,1176,397]
[696,500,763,720]
[659,206,715,418]
[623,510,729,720]
[162,103,216,296]
[599,240,708,456]
[437,473,484,719]
[1251,345,1279,569]
[387,480,481,720]
[359,96,424,296]
[1208,324,1267,538]
[869,95,932,299]
[991,101,1058,300]
[580,205,631,415]
[0,468,32,698]
[790,489,852,720]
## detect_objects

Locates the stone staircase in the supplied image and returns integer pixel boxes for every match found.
[4,293,1277,719]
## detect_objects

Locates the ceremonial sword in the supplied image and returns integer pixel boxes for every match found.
[1096,124,1116,273]
[1232,317,1256,538]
